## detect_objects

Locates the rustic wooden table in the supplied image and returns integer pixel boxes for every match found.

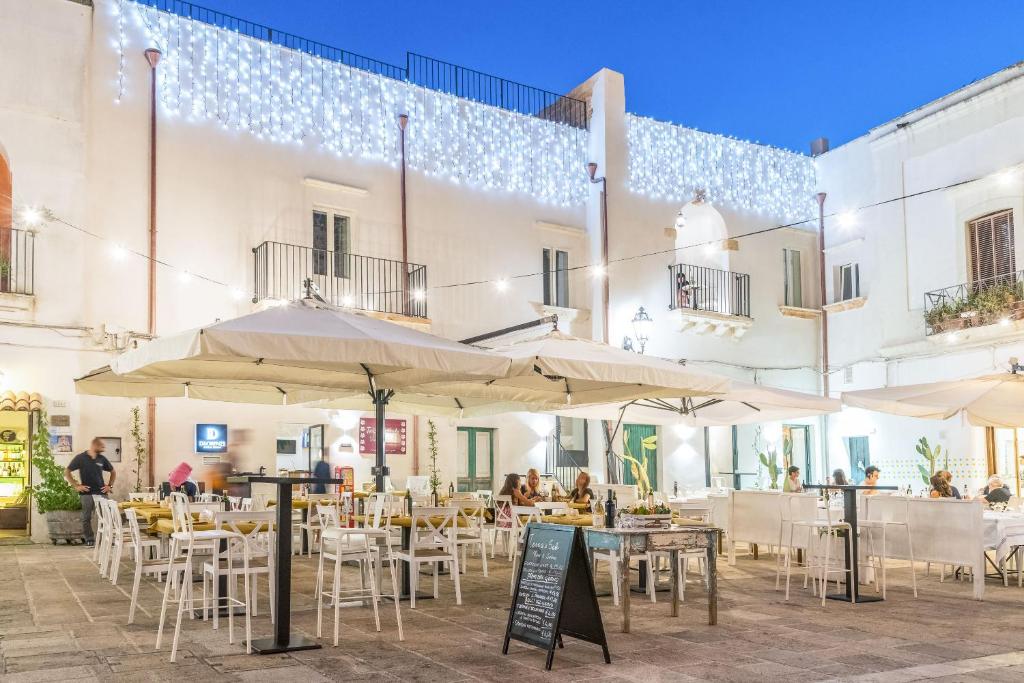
[585,525,720,633]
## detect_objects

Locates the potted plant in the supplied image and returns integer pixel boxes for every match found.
[426,419,442,505]
[619,501,673,529]
[128,406,147,492]
[758,448,780,490]
[914,436,948,488]
[29,411,83,543]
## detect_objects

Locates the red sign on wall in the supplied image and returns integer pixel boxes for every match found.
[358,418,407,455]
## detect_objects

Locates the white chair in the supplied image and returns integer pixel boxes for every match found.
[156,493,248,662]
[250,493,270,511]
[315,503,404,644]
[475,490,494,506]
[105,498,159,585]
[492,496,515,560]
[203,511,277,634]
[129,492,159,503]
[92,495,111,568]
[391,506,462,608]
[125,509,184,625]
[861,495,918,599]
[792,494,854,606]
[775,494,814,601]
[509,506,544,594]
[226,496,242,511]
[239,498,253,512]
[454,500,489,576]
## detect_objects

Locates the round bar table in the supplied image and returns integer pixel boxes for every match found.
[228,475,344,654]
[803,483,897,603]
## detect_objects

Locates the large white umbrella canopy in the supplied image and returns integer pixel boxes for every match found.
[75,300,511,404]
[552,381,839,427]
[412,331,731,407]
[842,372,1024,428]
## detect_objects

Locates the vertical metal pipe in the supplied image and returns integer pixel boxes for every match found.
[144,47,162,490]
[398,114,410,316]
[817,191,830,475]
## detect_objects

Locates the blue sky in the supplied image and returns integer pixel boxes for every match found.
[194,0,1024,152]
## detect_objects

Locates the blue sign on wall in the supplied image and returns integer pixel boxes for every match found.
[195,423,228,454]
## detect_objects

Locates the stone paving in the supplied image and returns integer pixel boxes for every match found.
[2,542,1024,682]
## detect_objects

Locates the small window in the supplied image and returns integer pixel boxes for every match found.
[836,263,860,302]
[968,209,1015,285]
[542,248,570,307]
[783,248,802,307]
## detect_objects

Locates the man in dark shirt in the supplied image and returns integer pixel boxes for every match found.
[64,438,116,546]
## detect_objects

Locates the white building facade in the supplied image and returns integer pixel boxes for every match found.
[2,0,1015,538]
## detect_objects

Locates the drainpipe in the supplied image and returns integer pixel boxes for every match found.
[816,191,830,473]
[587,163,609,343]
[398,114,409,316]
[144,47,161,489]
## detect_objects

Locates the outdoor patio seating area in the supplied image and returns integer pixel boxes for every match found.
[5,541,1024,682]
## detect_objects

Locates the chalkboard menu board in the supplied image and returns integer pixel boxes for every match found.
[503,523,610,670]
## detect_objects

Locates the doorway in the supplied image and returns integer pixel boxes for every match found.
[305,424,325,474]
[457,427,494,493]
[622,424,657,491]
[845,436,871,484]
[783,424,813,483]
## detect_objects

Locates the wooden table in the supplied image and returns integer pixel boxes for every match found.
[804,484,898,603]
[585,526,720,633]
[228,475,344,655]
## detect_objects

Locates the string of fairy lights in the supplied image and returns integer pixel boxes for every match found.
[5,159,1022,309]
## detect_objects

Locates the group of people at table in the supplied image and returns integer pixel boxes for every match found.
[498,469,595,507]
[781,463,1014,505]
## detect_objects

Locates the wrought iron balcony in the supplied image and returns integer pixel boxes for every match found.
[668,263,751,318]
[0,228,35,296]
[924,269,1024,335]
[252,241,428,319]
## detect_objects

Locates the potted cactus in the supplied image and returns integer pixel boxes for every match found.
[915,436,949,488]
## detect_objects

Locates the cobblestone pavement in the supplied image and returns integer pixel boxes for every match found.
[2,542,1024,682]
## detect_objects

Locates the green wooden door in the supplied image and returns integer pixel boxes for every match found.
[622,424,657,491]
[457,427,494,492]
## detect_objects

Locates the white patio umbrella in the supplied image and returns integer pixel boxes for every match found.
[553,381,840,427]
[841,372,1024,428]
[412,330,732,406]
[76,300,511,489]
[842,370,1024,495]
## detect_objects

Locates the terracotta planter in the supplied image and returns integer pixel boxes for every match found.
[45,509,82,544]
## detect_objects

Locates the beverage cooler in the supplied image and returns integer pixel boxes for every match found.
[0,411,31,534]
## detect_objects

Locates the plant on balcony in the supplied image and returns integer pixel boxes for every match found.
[915,436,949,487]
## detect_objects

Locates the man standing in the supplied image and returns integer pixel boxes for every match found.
[64,437,116,546]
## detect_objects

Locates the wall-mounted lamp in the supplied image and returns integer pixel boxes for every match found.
[623,306,653,354]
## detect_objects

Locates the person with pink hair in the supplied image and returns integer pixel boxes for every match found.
[168,462,199,500]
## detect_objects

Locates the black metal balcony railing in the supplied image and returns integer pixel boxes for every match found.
[136,0,588,129]
[668,263,751,318]
[0,228,35,296]
[252,241,428,319]
[924,269,1024,335]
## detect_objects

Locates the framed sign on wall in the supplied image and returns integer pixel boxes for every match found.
[358,418,407,455]
[195,423,228,454]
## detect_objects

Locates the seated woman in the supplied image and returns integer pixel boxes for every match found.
[831,469,849,486]
[983,475,1012,504]
[929,472,955,499]
[939,470,962,499]
[521,468,547,502]
[499,473,534,506]
[567,471,594,506]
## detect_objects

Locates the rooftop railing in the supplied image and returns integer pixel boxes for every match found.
[133,0,588,129]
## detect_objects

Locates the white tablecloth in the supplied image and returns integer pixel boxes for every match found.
[983,511,1024,563]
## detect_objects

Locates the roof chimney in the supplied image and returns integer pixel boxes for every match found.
[810,137,830,157]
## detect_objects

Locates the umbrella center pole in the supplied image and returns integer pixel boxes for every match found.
[371,388,394,493]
